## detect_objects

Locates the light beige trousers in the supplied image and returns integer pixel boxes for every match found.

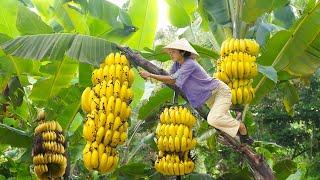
[206,80,240,138]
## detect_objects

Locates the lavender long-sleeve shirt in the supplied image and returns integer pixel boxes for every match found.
[170,58,219,108]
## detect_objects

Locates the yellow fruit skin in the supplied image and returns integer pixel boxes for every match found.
[81,87,91,113]
[90,149,99,169]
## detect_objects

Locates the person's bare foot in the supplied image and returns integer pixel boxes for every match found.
[239,122,247,135]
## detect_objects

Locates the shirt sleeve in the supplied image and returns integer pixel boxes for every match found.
[173,61,195,88]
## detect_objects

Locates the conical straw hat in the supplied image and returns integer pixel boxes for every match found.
[164,38,199,56]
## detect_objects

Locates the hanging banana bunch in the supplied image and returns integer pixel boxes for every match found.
[80,52,134,173]
[214,38,260,105]
[154,106,197,176]
[32,112,67,179]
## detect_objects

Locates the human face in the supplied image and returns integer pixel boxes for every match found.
[167,49,183,62]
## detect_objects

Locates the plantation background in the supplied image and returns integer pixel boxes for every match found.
[0,0,319,179]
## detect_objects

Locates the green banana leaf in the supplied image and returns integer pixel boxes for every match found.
[126,0,158,50]
[1,33,117,67]
[165,0,191,28]
[0,123,32,148]
[16,5,54,35]
[0,0,20,37]
[29,57,78,102]
[242,0,289,23]
[253,2,320,104]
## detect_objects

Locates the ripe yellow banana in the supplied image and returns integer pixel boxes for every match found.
[105,155,114,171]
[168,136,175,152]
[174,109,180,124]
[243,61,251,78]
[113,116,122,131]
[102,65,109,80]
[174,136,180,152]
[90,149,99,169]
[115,64,122,81]
[108,64,115,82]
[167,162,174,175]
[228,38,235,54]
[243,86,250,104]
[236,87,243,104]
[106,53,115,66]
[105,113,114,129]
[120,55,129,66]
[231,59,238,79]
[239,39,246,52]
[232,79,239,89]
[177,124,184,137]
[114,52,121,65]
[181,137,187,152]
[110,131,120,147]
[105,80,114,99]
[238,55,244,79]
[157,136,164,150]
[179,162,185,175]
[128,68,135,86]
[234,39,240,52]
[113,80,121,98]
[96,126,105,143]
[119,101,127,120]
[163,136,169,152]
[83,119,96,142]
[231,88,237,105]
[103,129,113,145]
[119,82,128,101]
[106,96,115,114]
[225,56,233,78]
[114,98,122,116]
[183,126,189,138]
[98,153,108,173]
[98,143,105,160]
[119,132,127,145]
[81,87,91,113]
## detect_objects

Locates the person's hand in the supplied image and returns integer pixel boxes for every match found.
[139,69,152,79]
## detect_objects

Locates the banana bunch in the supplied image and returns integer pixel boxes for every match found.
[220,38,259,57]
[154,152,195,176]
[32,121,67,179]
[81,52,134,173]
[214,38,260,105]
[82,141,119,173]
[155,106,197,175]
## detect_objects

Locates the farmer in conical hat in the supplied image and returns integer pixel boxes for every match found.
[139,38,252,144]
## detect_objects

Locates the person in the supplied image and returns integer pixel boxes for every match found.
[139,38,252,144]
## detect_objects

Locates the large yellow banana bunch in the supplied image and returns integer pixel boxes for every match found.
[33,121,67,179]
[214,38,260,105]
[155,106,197,175]
[80,52,134,173]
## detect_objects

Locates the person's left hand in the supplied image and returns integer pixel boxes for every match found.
[139,69,151,79]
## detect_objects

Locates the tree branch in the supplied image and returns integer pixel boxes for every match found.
[117,46,275,179]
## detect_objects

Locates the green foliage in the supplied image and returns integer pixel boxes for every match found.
[126,0,158,50]
[242,0,289,23]
[0,0,20,37]
[0,124,32,148]
[29,57,78,102]
[165,0,192,28]
[16,5,54,35]
[1,33,118,66]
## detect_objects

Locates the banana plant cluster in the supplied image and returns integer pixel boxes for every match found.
[81,53,135,173]
[32,121,67,179]
[154,106,197,175]
[214,38,260,105]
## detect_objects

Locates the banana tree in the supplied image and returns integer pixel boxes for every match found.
[1,0,320,179]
